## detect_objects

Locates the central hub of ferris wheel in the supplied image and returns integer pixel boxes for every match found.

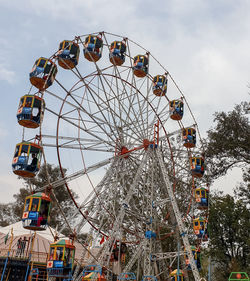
[117,121,160,158]
[117,138,157,159]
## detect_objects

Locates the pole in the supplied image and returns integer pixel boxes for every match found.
[208,256,211,281]
[156,149,204,281]
[177,241,180,277]
[25,232,36,281]
[1,228,14,281]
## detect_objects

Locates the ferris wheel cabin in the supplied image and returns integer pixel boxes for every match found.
[30,57,57,90]
[16,94,44,129]
[118,272,136,281]
[22,192,51,231]
[110,240,127,262]
[184,246,201,271]
[190,156,205,178]
[84,35,103,62]
[133,55,148,78]
[193,217,208,240]
[170,269,184,281]
[228,272,249,281]
[109,40,126,66]
[141,276,157,281]
[57,40,80,69]
[12,141,42,178]
[47,239,75,279]
[169,100,184,121]
[182,128,196,148]
[82,265,106,281]
[152,75,167,96]
[195,187,209,209]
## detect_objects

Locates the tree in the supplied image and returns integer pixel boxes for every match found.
[235,166,250,205]
[205,101,250,179]
[205,101,250,279]
[0,203,18,227]
[12,187,31,221]
[209,192,250,279]
[205,99,250,224]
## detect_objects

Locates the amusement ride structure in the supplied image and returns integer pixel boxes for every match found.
[11,31,210,281]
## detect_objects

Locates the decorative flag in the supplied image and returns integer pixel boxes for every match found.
[47,261,53,268]
[4,233,9,244]
[100,236,105,245]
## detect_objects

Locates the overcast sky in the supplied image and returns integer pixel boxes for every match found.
[0,0,249,203]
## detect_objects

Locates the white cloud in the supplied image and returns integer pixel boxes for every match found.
[0,173,23,203]
[0,64,15,84]
[212,168,243,195]
[0,124,8,139]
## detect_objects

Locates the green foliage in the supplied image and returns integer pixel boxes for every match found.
[13,187,31,219]
[77,233,88,244]
[209,192,250,279]
[235,167,250,205]
[0,203,18,227]
[205,101,250,280]
[205,101,250,178]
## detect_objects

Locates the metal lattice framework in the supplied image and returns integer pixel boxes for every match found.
[24,31,209,281]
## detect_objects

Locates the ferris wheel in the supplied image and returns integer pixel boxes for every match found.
[12,31,209,281]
